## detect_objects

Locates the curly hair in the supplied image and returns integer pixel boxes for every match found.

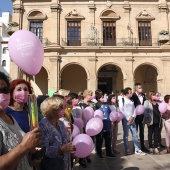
[40,96,64,119]
[9,78,33,106]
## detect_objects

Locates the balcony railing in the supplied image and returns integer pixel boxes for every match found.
[42,38,52,46]
[61,38,161,47]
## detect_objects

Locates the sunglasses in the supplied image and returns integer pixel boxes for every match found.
[0,86,10,94]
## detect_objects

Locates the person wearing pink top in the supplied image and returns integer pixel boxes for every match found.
[162,95,170,153]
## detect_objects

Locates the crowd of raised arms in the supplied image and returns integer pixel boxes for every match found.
[0,71,170,170]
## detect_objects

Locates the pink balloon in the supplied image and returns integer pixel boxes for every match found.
[72,134,94,158]
[8,30,44,75]
[117,111,124,122]
[73,118,84,130]
[109,111,118,122]
[159,103,167,113]
[72,124,80,138]
[83,106,94,121]
[85,118,103,136]
[94,110,104,120]
[136,105,145,115]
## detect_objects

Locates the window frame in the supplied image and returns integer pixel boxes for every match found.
[67,21,81,46]
[138,21,152,46]
[2,47,8,54]
[103,21,116,46]
[29,21,43,41]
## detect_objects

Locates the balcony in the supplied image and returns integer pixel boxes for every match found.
[42,38,52,47]
[61,38,161,47]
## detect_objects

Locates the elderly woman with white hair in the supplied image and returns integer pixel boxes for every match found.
[39,96,75,170]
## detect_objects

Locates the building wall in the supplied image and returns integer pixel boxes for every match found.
[10,0,170,96]
[0,12,11,75]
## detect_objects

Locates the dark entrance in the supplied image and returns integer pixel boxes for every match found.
[98,77,112,94]
[97,64,123,95]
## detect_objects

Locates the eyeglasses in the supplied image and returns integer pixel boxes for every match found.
[0,86,10,94]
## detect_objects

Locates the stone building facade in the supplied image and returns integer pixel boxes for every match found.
[0,12,12,75]
[11,0,170,96]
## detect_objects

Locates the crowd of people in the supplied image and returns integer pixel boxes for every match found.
[0,71,170,170]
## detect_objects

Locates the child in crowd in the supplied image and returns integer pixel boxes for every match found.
[108,94,120,154]
[96,94,116,158]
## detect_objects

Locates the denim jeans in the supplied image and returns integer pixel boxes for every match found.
[122,118,140,152]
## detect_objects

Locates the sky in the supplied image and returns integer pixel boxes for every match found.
[0,0,13,16]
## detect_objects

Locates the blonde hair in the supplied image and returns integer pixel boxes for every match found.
[40,96,64,118]
[83,89,93,97]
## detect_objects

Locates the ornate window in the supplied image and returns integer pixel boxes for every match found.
[138,21,152,46]
[67,21,81,46]
[100,9,120,46]
[27,10,46,41]
[136,10,155,46]
[103,21,116,46]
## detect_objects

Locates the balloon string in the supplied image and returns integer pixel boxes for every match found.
[33,76,36,95]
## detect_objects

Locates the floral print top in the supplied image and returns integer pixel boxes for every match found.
[39,117,71,170]
[0,116,32,170]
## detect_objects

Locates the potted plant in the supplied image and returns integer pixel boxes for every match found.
[158,30,169,43]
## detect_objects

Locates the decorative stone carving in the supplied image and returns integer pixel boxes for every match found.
[72,9,78,16]
[50,3,61,12]
[100,9,120,20]
[13,4,24,13]
[136,10,155,20]
[106,1,113,8]
[65,10,85,20]
[7,22,19,35]
[158,30,169,43]
[158,3,168,13]
[27,10,47,20]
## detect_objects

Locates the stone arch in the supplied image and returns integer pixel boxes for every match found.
[27,9,47,20]
[22,66,49,95]
[42,63,50,79]
[134,63,161,93]
[60,63,89,93]
[100,9,120,20]
[65,9,85,20]
[133,62,163,81]
[97,62,127,80]
[61,62,90,80]
[97,62,125,95]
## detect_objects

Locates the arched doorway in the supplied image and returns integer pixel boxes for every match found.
[22,67,48,95]
[61,64,87,93]
[97,64,123,95]
[134,64,158,93]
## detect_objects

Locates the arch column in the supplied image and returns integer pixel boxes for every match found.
[161,58,170,95]
[48,55,60,94]
[124,57,134,89]
[87,56,97,93]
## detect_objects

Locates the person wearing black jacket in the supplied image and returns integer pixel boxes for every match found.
[131,83,149,152]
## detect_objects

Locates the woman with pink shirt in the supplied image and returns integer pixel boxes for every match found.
[163,95,170,153]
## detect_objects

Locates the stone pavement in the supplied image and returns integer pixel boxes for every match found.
[73,123,170,170]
